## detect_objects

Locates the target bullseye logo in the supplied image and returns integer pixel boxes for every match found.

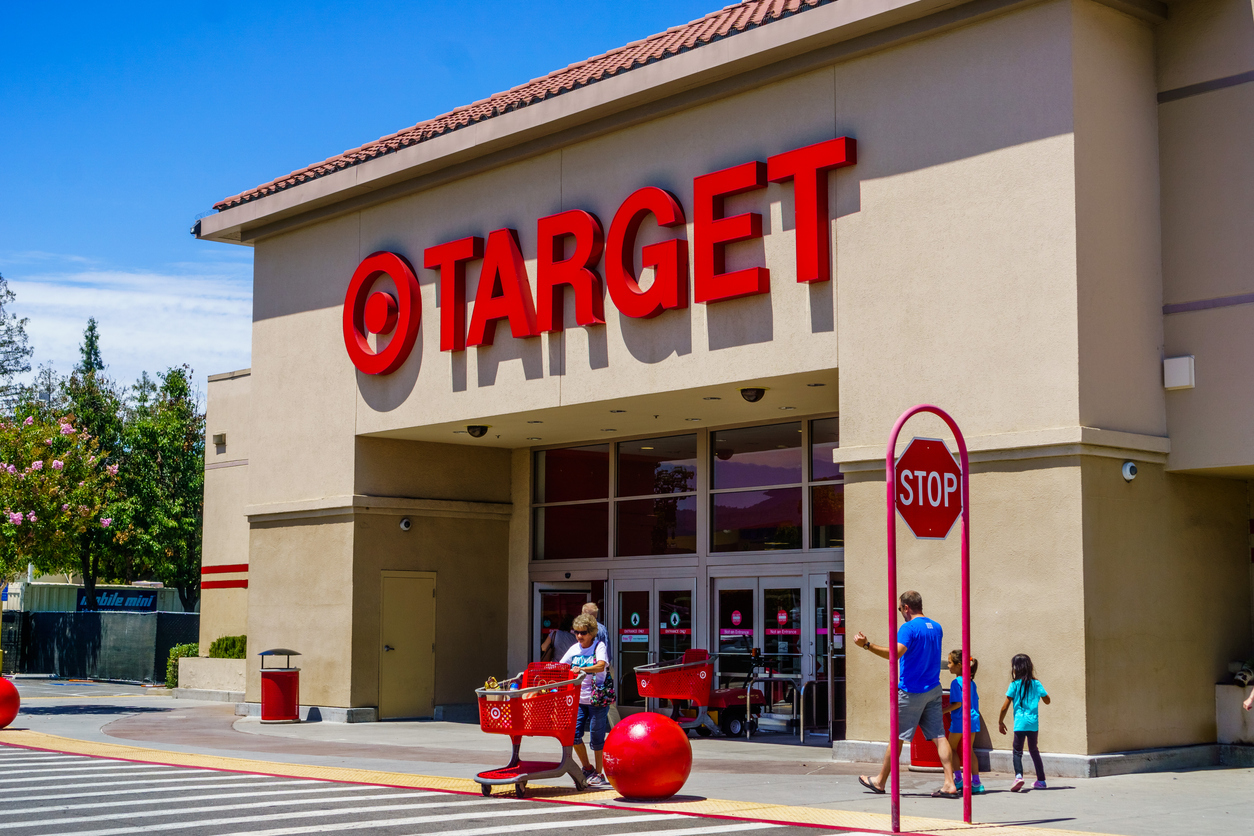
[343,251,421,375]
[489,706,502,720]
[565,695,574,707]
[698,670,707,680]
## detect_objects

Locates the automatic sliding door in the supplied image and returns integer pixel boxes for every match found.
[616,583,652,708]
[715,582,755,689]
[657,581,695,665]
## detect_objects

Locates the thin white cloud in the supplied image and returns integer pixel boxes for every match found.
[4,263,252,389]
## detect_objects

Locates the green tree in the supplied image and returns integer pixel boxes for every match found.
[113,366,204,611]
[0,409,120,608]
[78,317,104,374]
[0,275,34,407]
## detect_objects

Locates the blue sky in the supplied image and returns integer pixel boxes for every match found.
[0,1,719,389]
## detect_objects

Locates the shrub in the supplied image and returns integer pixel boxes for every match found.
[208,635,246,660]
[166,642,199,687]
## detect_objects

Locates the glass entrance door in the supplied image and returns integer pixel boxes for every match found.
[613,577,698,712]
[713,580,755,689]
[616,581,652,709]
[533,584,591,663]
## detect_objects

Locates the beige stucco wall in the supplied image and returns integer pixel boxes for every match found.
[1157,0,1254,474]
[1072,1,1165,437]
[1082,458,1250,752]
[351,512,509,707]
[244,517,355,705]
[845,458,1090,754]
[200,370,252,651]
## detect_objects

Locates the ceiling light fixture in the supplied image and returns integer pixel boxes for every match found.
[601,428,617,432]
[703,397,721,401]
[779,406,796,411]
[641,446,654,450]
[526,420,543,424]
[686,418,701,422]
[807,383,826,387]
[610,409,626,413]
[527,437,542,441]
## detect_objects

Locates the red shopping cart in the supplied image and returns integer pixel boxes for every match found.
[634,649,719,735]
[474,662,586,798]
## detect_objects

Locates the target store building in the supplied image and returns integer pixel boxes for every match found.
[195,0,1254,761]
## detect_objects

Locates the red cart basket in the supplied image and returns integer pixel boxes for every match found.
[635,649,718,735]
[474,662,586,798]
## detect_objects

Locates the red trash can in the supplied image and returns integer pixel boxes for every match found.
[259,649,302,724]
[908,692,950,771]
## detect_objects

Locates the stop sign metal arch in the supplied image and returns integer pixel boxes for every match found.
[894,436,963,540]
[883,406,973,833]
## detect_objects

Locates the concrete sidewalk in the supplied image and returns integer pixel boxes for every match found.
[4,681,1251,836]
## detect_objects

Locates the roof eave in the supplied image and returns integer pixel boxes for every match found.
[195,0,1164,246]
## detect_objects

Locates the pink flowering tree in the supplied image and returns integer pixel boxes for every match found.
[0,410,120,610]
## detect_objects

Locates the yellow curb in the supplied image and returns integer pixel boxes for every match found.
[0,730,1126,836]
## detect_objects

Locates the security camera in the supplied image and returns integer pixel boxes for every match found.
[1121,461,1137,482]
[466,425,489,438]
[740,388,766,403]
[399,517,412,531]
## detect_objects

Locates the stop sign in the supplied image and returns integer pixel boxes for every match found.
[894,437,963,539]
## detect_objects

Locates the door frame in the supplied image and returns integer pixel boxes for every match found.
[531,581,591,663]
[609,575,699,714]
[378,570,437,720]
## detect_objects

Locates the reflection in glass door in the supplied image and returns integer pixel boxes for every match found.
[658,587,693,663]
[820,572,846,739]
[715,584,754,688]
[763,585,802,678]
[617,586,651,708]
[614,578,698,712]
[534,586,590,662]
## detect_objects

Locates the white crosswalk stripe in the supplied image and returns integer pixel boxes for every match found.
[0,786,408,821]
[0,768,202,784]
[0,747,820,836]
[0,773,267,796]
[0,763,168,775]
[206,810,667,836]
[38,800,589,836]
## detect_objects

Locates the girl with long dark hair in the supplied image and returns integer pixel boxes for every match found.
[997,653,1051,791]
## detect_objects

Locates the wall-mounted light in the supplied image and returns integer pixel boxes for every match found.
[1164,356,1195,390]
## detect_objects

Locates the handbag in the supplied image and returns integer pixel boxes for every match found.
[589,640,616,707]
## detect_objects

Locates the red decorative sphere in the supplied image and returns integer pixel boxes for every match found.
[0,677,19,729]
[602,712,692,800]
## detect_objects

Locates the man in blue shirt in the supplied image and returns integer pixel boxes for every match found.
[852,590,958,798]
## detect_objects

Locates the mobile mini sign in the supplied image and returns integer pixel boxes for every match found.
[343,137,857,374]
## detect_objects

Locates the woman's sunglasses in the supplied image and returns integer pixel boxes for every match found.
[574,630,590,635]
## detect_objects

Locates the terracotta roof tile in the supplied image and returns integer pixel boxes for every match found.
[213,0,832,211]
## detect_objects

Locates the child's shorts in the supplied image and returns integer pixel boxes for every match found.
[949,717,982,735]
[575,704,610,751]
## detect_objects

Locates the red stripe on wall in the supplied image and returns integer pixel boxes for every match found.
[202,579,248,590]
[201,564,249,575]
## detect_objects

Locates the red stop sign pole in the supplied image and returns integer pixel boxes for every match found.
[885,406,972,832]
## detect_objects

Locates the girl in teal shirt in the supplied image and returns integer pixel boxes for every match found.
[998,654,1050,792]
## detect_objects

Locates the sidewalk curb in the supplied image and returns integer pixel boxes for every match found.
[0,729,1129,836]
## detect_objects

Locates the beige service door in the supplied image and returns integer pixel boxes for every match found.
[379,571,436,720]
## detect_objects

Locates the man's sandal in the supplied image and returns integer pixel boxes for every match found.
[931,790,962,798]
[858,776,886,794]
